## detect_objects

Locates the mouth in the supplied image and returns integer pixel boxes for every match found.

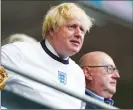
[110,82,116,86]
[70,40,80,46]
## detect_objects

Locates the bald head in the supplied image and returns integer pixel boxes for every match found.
[79,51,120,98]
[79,51,115,67]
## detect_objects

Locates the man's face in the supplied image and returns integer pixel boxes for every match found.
[91,60,120,98]
[51,18,86,57]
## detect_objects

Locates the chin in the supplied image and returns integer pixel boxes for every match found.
[74,46,81,52]
[110,88,116,94]
[73,49,80,54]
[68,46,81,55]
[69,51,78,56]
[69,50,79,56]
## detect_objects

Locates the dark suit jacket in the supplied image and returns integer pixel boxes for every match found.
[85,91,105,109]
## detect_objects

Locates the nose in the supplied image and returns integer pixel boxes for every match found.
[112,71,120,79]
[74,27,82,38]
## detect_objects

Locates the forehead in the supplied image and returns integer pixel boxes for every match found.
[65,18,87,31]
[65,19,82,26]
[100,56,115,67]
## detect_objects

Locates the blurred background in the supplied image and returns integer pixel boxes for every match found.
[1,0,133,109]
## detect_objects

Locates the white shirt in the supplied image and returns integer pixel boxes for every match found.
[1,40,85,109]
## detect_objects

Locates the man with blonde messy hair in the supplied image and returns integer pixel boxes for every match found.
[1,2,93,109]
[42,3,92,38]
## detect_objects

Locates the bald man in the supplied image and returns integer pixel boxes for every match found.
[79,51,120,109]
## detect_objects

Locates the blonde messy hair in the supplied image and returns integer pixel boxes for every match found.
[42,3,93,39]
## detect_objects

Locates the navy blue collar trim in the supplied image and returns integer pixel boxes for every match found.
[40,40,69,64]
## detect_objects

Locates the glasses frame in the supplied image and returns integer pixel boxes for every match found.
[82,65,119,74]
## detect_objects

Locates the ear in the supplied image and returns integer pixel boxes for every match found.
[49,28,54,37]
[83,67,93,81]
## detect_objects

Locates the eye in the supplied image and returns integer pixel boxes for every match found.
[68,25,75,30]
[80,26,86,34]
[107,65,114,74]
[108,66,113,71]
[80,27,84,32]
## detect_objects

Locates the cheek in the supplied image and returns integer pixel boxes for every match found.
[81,39,84,46]
[60,31,72,41]
[55,31,67,42]
[55,27,68,37]
[94,75,106,86]
[93,75,102,84]
[102,76,111,88]
[82,35,85,40]
[81,36,85,44]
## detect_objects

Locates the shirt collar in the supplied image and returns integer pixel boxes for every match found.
[85,88,114,105]
[40,40,69,64]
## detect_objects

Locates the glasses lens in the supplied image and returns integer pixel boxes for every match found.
[107,65,113,74]
[107,65,119,74]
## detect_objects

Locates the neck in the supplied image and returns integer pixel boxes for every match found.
[99,90,113,99]
[46,38,69,59]
[87,85,113,99]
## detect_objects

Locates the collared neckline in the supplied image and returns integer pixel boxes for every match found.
[85,88,114,105]
[40,40,69,64]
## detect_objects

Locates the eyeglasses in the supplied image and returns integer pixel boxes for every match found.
[82,65,119,74]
